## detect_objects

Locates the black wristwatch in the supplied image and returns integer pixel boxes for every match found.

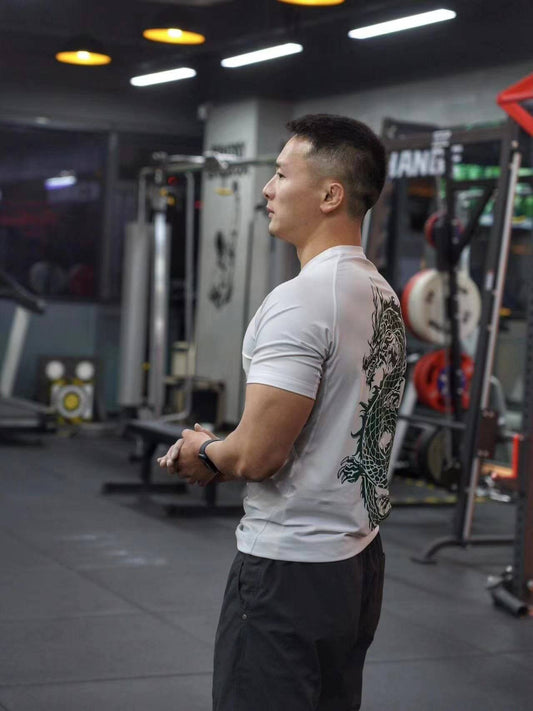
[198,438,221,476]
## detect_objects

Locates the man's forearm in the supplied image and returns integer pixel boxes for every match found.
[206,431,283,483]
[209,435,239,482]
[205,433,243,482]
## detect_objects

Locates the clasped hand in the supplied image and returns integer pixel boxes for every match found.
[157,423,217,486]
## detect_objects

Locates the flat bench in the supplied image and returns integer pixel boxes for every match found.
[102,420,243,515]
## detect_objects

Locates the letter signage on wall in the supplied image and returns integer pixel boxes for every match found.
[388,144,464,179]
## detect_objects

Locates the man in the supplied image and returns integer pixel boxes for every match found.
[158,114,406,710]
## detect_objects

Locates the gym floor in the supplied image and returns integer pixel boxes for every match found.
[0,429,531,711]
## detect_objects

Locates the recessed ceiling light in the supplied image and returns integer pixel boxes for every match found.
[221,43,303,68]
[348,9,456,40]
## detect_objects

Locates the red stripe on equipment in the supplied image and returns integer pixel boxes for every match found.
[512,434,521,479]
[497,73,533,136]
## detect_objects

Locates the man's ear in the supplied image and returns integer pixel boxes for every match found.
[321,181,344,214]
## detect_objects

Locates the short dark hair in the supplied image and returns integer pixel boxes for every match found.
[286,114,386,219]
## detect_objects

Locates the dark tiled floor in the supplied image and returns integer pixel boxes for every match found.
[0,430,531,710]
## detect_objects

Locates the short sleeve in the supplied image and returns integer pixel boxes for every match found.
[246,291,331,400]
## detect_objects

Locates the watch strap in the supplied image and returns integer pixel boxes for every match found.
[198,438,221,475]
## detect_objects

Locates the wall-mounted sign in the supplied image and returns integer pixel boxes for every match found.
[207,141,248,177]
[388,143,464,179]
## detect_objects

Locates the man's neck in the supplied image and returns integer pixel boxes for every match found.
[297,223,362,268]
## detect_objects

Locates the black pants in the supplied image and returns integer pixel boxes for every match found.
[212,534,385,711]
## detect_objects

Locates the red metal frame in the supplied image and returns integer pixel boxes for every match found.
[497,73,533,136]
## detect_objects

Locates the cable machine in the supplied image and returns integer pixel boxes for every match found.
[118,151,274,422]
[104,150,275,509]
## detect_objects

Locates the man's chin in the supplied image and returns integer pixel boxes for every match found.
[267,220,289,242]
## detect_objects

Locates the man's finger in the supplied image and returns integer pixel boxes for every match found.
[194,422,216,438]
[169,439,184,462]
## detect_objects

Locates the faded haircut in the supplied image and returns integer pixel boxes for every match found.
[287,114,386,219]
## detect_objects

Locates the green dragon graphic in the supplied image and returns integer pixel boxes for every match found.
[337,284,406,528]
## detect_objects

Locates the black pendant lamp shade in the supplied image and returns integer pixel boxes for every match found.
[55,35,112,65]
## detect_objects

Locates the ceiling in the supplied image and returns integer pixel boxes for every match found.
[1,0,532,117]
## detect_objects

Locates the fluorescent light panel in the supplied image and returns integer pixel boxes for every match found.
[349,9,456,39]
[45,174,77,190]
[130,67,196,86]
[221,42,303,68]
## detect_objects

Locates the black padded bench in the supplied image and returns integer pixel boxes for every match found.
[102,420,243,515]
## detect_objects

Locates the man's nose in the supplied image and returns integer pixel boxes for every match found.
[263,176,275,199]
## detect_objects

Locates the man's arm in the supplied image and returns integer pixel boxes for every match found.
[163,383,315,484]
[207,383,315,481]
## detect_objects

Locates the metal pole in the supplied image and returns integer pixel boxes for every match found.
[100,131,119,302]
[137,168,153,227]
[512,200,533,605]
[148,170,170,418]
[184,172,195,418]
[161,170,196,423]
[238,216,255,416]
[117,166,155,410]
[117,223,151,408]
[460,144,522,541]
[0,307,30,397]
[441,144,464,484]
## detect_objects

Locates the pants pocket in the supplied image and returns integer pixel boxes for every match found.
[237,554,265,612]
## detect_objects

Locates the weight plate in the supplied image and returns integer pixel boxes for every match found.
[414,349,474,412]
[402,269,481,345]
[414,426,458,488]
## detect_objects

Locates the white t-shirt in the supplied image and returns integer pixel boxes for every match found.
[236,245,406,562]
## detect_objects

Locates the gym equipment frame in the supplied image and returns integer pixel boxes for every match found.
[371,118,532,587]
[378,121,516,497]
[104,150,274,511]
[493,72,533,613]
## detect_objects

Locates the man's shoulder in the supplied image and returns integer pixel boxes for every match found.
[267,267,335,310]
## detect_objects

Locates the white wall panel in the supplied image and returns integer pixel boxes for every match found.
[292,60,533,131]
[195,100,293,423]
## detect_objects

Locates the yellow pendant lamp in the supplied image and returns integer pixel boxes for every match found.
[143,9,206,45]
[55,36,111,66]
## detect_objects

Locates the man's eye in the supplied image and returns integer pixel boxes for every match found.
[276,171,284,178]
